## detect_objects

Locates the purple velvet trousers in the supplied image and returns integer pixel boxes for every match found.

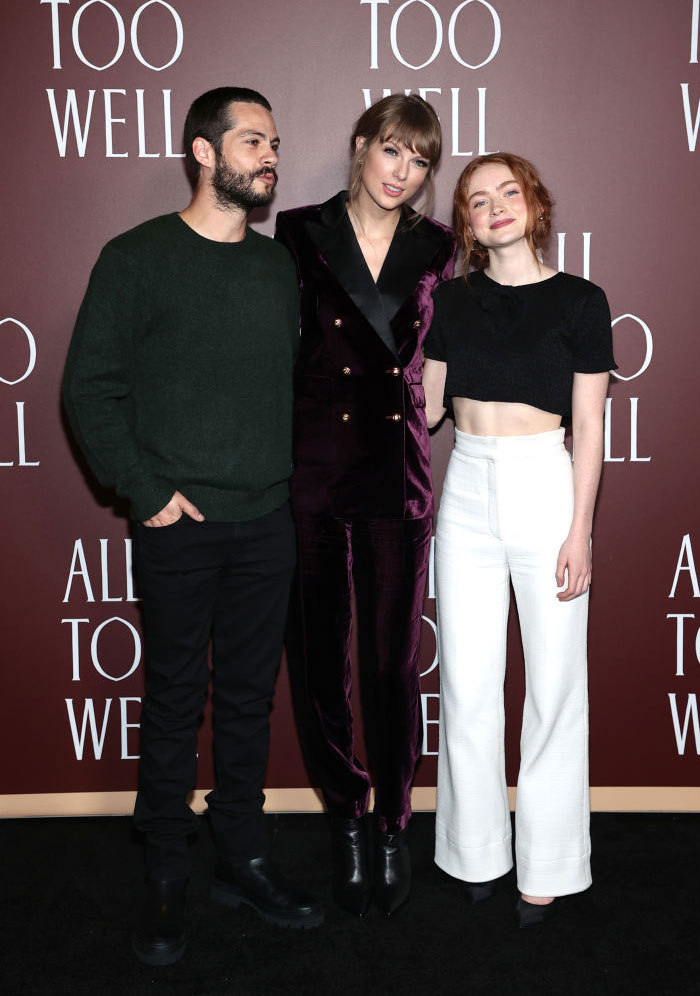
[287,512,432,834]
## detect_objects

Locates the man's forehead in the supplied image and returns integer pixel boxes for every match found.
[227,101,275,132]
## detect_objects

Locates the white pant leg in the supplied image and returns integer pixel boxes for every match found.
[434,440,513,882]
[500,439,592,897]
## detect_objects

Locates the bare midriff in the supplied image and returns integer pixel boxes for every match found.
[452,398,563,437]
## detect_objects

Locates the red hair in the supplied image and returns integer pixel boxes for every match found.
[453,152,553,268]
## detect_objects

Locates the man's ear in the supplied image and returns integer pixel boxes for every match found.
[192,136,215,172]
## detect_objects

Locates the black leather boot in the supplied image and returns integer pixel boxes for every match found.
[132,877,188,966]
[211,855,324,928]
[330,817,371,916]
[374,827,411,916]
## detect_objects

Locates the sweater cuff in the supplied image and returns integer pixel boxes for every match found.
[118,473,178,522]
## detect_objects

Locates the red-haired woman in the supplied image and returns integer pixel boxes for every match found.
[276,95,455,916]
[423,153,615,926]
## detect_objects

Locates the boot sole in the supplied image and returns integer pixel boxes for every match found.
[132,935,186,966]
[210,881,324,929]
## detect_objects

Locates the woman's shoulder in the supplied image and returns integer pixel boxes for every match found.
[276,191,346,229]
[275,202,322,233]
[416,213,453,238]
[551,271,607,304]
[434,268,490,294]
[433,274,481,310]
[404,209,455,246]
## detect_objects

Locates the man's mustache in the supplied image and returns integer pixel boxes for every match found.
[253,166,278,184]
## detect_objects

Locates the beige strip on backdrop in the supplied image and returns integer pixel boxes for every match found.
[1,786,700,818]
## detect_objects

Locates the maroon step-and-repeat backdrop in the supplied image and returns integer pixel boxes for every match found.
[2,0,699,815]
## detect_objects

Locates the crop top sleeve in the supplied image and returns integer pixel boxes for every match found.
[423,269,617,419]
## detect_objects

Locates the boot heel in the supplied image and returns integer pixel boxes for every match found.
[374,826,410,916]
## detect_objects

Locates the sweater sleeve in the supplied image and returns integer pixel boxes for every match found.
[62,244,176,520]
[570,283,618,373]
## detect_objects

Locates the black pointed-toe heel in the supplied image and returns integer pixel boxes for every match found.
[330,816,371,916]
[464,878,499,905]
[515,896,556,928]
[374,827,411,916]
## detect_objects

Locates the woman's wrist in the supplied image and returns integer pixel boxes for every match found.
[568,519,592,541]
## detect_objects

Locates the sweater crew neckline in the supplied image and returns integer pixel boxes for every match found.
[172,212,253,250]
[478,269,564,291]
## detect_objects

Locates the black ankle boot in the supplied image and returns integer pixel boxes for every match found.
[330,817,371,916]
[374,827,410,916]
[132,877,188,966]
[211,856,324,928]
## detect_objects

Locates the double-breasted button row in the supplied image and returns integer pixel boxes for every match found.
[340,366,401,376]
[340,412,401,423]
[335,315,418,329]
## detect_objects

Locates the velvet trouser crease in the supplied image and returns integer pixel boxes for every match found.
[132,502,296,879]
[287,512,432,834]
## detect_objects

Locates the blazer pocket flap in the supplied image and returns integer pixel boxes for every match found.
[408,383,426,408]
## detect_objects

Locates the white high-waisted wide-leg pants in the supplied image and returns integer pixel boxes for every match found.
[434,428,591,898]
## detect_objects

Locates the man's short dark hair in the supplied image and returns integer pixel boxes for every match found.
[183,87,272,182]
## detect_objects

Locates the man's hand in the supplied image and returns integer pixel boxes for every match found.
[142,491,205,528]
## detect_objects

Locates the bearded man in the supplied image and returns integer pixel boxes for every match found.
[63,87,322,966]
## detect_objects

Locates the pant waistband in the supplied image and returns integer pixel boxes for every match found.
[453,427,566,460]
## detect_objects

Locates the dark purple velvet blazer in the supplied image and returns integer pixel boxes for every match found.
[275,191,456,521]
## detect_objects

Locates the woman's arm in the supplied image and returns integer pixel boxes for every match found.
[423,359,448,429]
[556,371,609,601]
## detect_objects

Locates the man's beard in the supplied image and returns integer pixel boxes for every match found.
[212,158,277,210]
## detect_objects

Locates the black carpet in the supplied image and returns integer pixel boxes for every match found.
[1,813,698,996]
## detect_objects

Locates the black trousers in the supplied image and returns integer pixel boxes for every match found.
[132,502,296,879]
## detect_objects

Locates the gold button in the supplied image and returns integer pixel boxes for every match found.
[413,320,422,328]
[334,318,343,327]
[391,366,401,376]
[342,366,352,375]
[386,413,402,422]
[341,412,351,422]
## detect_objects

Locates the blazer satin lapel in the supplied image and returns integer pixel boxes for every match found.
[305,196,399,359]
[378,221,447,321]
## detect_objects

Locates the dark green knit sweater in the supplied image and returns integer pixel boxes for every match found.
[63,213,299,521]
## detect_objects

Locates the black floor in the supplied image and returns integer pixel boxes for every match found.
[1,813,698,996]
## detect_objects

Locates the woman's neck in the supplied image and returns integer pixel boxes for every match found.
[485,241,552,286]
[349,188,402,239]
[347,192,402,283]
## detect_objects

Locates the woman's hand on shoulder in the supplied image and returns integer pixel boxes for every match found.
[555,529,592,601]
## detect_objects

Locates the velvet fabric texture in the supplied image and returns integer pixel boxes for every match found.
[275,193,455,520]
[289,514,433,832]
[275,193,456,831]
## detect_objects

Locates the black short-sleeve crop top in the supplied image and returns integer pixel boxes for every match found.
[423,270,617,419]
